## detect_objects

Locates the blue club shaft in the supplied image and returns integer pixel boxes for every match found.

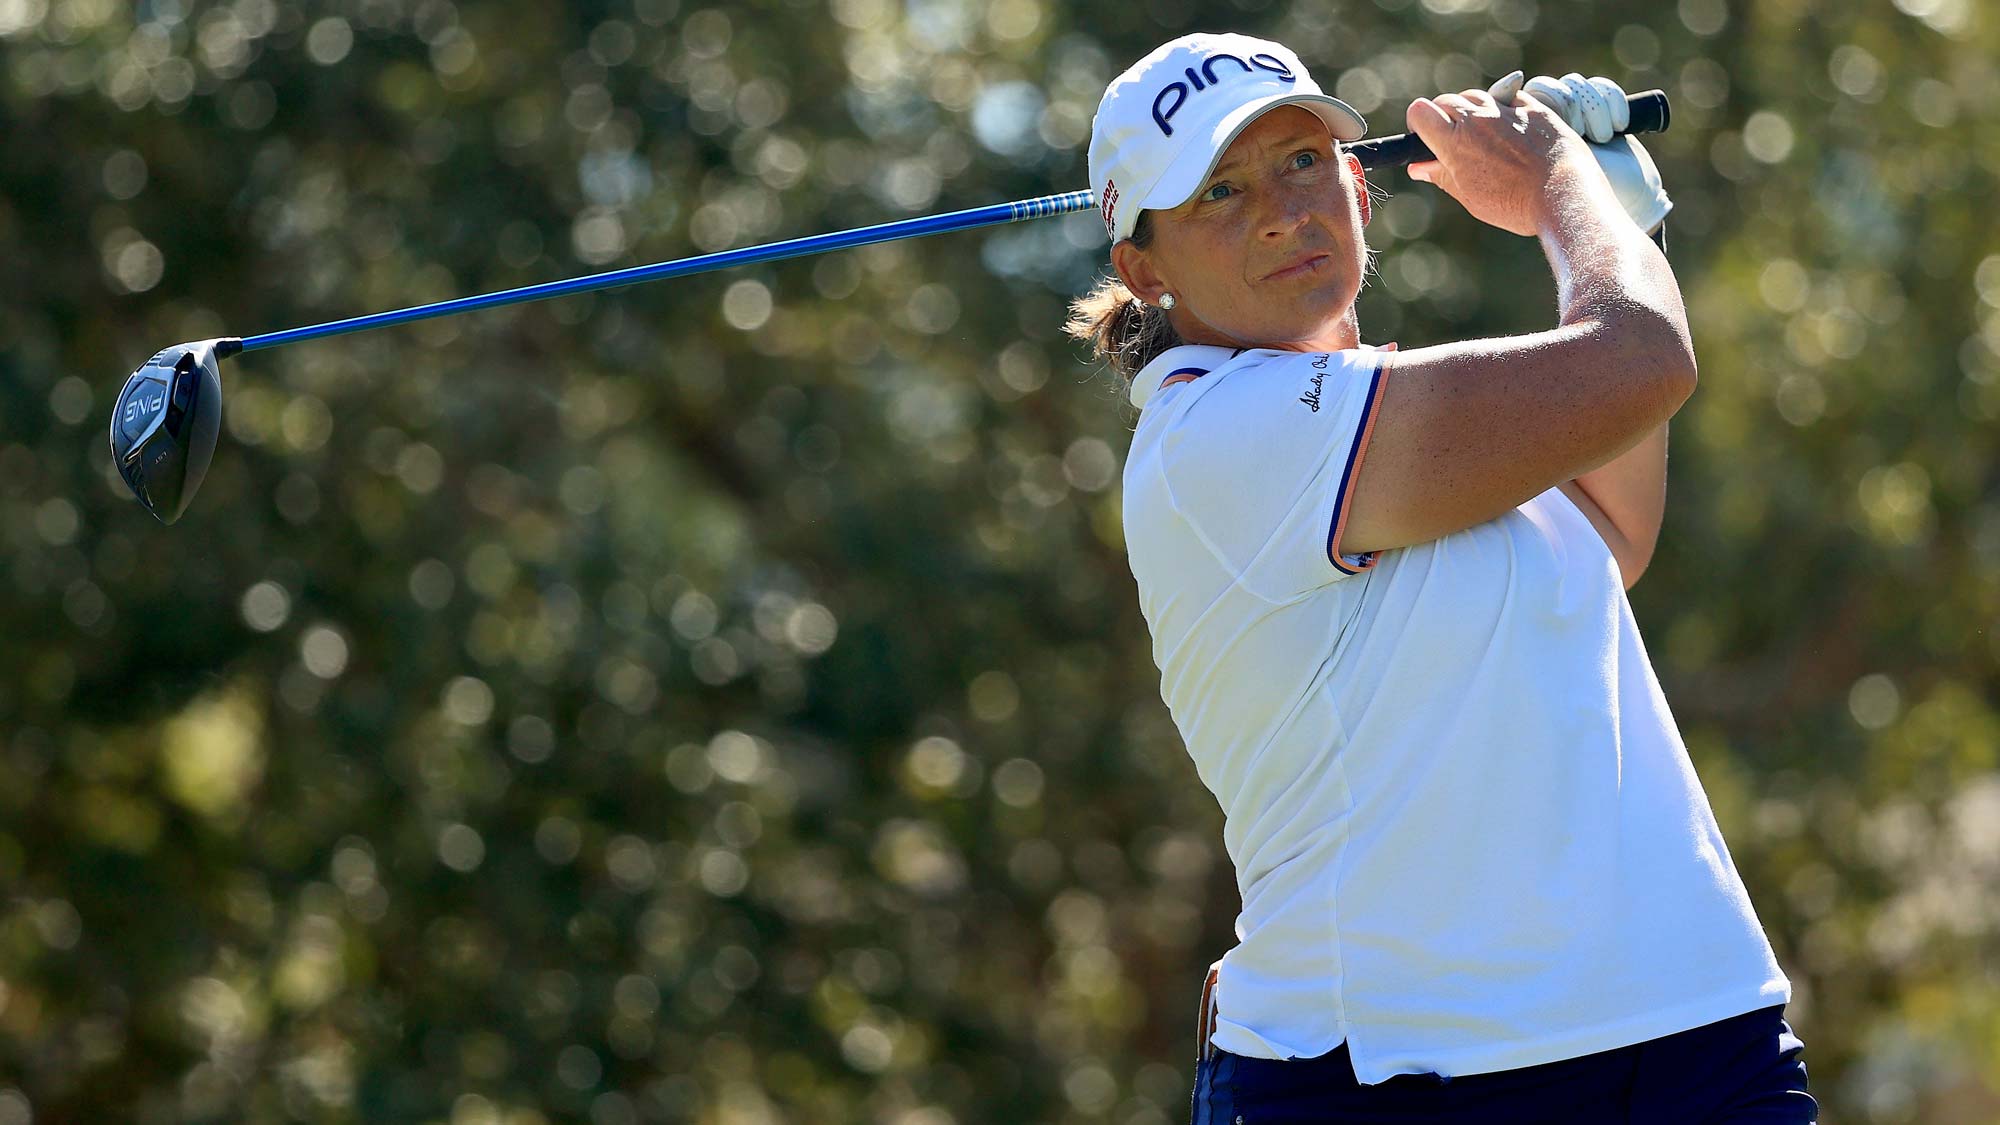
[232,90,1672,354]
[237,190,1098,353]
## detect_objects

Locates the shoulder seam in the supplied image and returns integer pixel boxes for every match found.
[1153,362,1333,608]
[1156,444,1298,608]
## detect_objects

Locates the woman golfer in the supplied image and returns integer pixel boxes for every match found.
[1071,33,1814,1122]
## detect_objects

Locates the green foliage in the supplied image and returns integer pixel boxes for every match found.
[1,0,1996,1121]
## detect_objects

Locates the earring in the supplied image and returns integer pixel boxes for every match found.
[1159,293,1178,310]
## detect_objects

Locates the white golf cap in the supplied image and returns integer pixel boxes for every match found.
[1089,33,1367,244]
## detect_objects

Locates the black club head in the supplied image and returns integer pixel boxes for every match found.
[108,338,239,525]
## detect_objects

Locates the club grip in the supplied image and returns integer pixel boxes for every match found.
[1350,89,1671,172]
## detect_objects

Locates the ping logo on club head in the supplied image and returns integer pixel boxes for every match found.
[125,392,165,424]
[1152,52,1298,137]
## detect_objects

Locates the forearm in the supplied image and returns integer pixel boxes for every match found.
[1536,161,1697,421]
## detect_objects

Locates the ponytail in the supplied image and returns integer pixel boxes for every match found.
[1062,213,1183,382]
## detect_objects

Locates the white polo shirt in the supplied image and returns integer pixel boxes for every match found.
[1122,344,1789,1085]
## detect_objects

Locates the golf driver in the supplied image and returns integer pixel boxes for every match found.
[109,90,1670,524]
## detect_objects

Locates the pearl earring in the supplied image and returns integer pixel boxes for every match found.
[1159,293,1177,310]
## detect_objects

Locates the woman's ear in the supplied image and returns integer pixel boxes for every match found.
[1347,152,1371,226]
[1111,236,1167,306]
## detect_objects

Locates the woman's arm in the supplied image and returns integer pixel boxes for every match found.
[1338,90,1697,558]
[1559,420,1668,590]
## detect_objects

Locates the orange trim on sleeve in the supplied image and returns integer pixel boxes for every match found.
[1328,359,1390,575]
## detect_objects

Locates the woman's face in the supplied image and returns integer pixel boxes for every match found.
[1113,105,1369,352]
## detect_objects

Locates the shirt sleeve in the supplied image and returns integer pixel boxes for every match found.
[1156,348,1389,602]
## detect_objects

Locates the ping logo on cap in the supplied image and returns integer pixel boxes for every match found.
[1100,178,1121,237]
[1152,52,1297,136]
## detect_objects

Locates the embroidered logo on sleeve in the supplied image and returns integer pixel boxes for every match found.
[1298,353,1330,412]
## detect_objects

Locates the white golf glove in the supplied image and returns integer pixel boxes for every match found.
[1488,71,1672,235]
[1522,72,1628,142]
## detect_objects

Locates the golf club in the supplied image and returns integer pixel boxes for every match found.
[109,90,1670,524]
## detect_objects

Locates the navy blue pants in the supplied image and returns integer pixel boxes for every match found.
[1190,1006,1816,1124]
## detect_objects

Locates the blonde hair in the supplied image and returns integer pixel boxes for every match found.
[1063,212,1184,382]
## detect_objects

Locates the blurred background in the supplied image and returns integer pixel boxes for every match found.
[2,0,1997,1120]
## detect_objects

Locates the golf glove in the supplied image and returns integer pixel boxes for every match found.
[1491,71,1673,235]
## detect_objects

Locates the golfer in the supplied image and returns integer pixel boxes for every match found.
[1071,33,1815,1122]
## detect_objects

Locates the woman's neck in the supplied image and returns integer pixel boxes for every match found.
[1170,306,1363,353]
